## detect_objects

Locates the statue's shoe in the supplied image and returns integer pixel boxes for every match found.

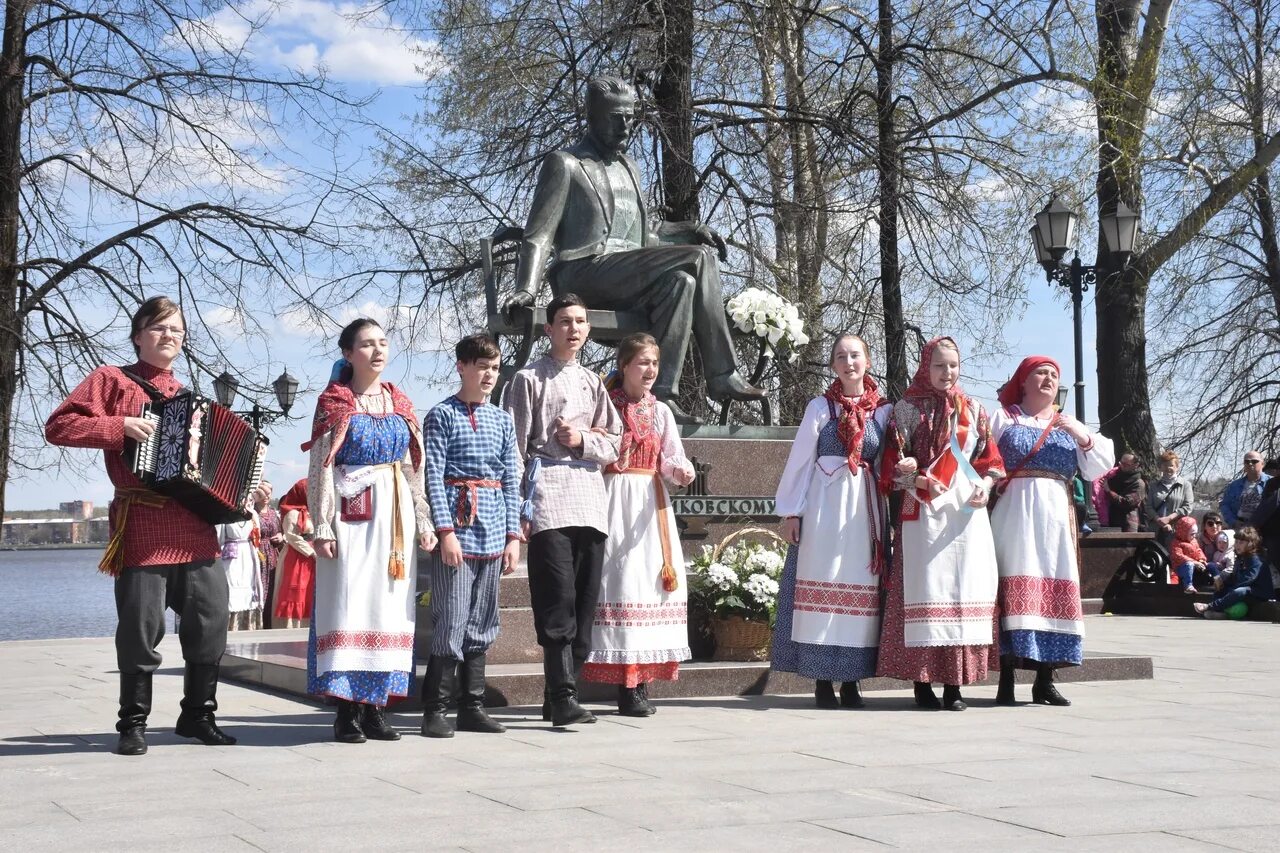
[660,398,702,425]
[707,373,767,401]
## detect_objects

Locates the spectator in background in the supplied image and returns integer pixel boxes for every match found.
[1169,516,1210,594]
[1246,458,1280,591]
[1220,451,1270,528]
[1104,454,1145,533]
[1146,450,1193,546]
[1197,512,1234,578]
[1194,526,1274,618]
[253,481,281,630]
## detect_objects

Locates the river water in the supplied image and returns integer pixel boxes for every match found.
[0,549,126,641]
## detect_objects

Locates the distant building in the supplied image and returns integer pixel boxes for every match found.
[2,502,108,545]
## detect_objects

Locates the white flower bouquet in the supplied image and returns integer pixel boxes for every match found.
[688,532,787,626]
[724,287,810,363]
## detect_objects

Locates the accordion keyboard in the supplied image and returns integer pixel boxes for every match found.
[128,405,163,475]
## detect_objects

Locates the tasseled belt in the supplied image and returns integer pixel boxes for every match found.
[445,477,502,527]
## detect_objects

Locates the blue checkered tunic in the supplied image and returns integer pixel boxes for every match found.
[424,396,522,559]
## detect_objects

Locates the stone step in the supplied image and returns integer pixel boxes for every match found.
[222,630,1154,712]
[1103,582,1279,621]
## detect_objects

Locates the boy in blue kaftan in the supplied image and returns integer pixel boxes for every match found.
[419,334,522,738]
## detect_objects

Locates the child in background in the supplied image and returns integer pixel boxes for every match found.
[1169,516,1210,593]
[1195,526,1275,618]
[1197,512,1234,587]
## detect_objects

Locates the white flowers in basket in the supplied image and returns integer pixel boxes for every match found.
[724,287,810,363]
[689,539,786,624]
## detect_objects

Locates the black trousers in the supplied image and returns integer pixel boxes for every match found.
[526,527,606,663]
[114,560,228,674]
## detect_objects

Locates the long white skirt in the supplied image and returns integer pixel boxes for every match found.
[789,456,882,648]
[312,465,417,678]
[899,480,998,648]
[585,471,691,672]
[223,540,261,614]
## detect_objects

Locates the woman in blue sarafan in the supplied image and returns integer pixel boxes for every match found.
[303,318,436,743]
[989,356,1113,707]
[771,334,891,709]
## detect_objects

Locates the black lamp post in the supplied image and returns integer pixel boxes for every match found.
[1030,198,1139,422]
[213,369,300,432]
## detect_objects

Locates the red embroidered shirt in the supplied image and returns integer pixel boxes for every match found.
[44,361,219,567]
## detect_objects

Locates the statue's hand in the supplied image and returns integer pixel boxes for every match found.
[503,289,534,317]
[694,224,728,262]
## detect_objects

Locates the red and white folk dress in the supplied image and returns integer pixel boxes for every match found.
[581,390,693,687]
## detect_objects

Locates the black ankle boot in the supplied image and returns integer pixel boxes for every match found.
[913,681,941,710]
[1032,666,1071,706]
[840,681,865,708]
[174,663,237,745]
[456,652,506,733]
[617,685,650,717]
[815,679,838,709]
[996,660,1018,706]
[544,645,595,726]
[361,704,401,740]
[334,700,366,743]
[116,672,152,756]
[942,684,966,711]
[420,656,457,738]
[635,682,657,715]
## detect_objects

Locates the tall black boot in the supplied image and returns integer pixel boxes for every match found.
[544,644,595,726]
[419,656,457,738]
[814,679,838,709]
[913,681,941,710]
[996,659,1018,706]
[361,704,401,741]
[333,700,366,743]
[616,685,650,717]
[942,684,966,711]
[840,681,865,709]
[635,682,657,715]
[174,663,237,745]
[116,672,152,756]
[1032,665,1071,706]
[456,652,506,733]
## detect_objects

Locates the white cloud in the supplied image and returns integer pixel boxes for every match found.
[203,1,444,86]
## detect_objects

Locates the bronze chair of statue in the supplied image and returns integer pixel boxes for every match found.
[482,225,774,425]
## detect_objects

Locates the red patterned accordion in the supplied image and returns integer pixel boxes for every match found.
[124,393,268,524]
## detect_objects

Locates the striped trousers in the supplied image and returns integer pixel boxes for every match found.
[429,554,502,659]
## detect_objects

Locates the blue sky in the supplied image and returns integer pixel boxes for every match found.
[7,1,1142,512]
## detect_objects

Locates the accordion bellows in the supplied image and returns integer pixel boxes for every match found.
[126,394,268,524]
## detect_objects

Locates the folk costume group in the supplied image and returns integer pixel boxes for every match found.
[771,335,1114,712]
[47,295,1112,757]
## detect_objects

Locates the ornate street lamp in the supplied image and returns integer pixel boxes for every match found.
[1030,197,1140,423]
[212,368,299,432]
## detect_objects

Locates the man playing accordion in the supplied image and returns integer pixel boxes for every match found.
[46,296,238,756]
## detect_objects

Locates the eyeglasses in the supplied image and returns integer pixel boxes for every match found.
[145,324,186,338]
[1244,459,1262,465]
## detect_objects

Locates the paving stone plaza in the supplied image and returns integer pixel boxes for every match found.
[1,614,1277,851]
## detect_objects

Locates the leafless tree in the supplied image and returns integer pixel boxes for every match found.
[0,0,384,516]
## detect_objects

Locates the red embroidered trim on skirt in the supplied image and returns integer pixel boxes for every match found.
[998,575,1083,621]
[903,602,995,622]
[580,662,680,687]
[315,630,414,654]
[794,580,879,616]
[594,601,688,627]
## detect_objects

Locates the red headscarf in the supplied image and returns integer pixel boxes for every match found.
[999,355,1062,410]
[823,375,883,474]
[901,336,965,466]
[301,380,423,470]
[278,479,309,516]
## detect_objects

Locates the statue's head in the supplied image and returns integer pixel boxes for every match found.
[585,76,637,156]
